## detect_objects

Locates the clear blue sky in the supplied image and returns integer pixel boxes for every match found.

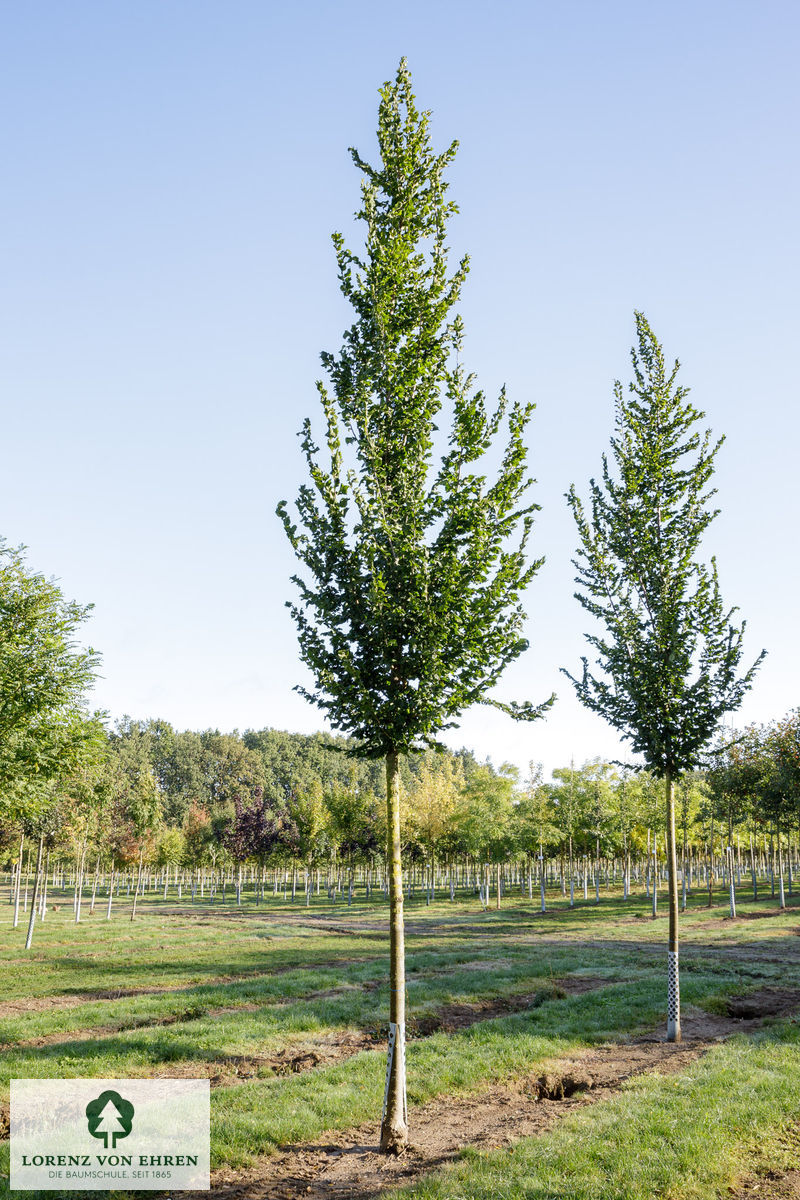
[2,1,797,779]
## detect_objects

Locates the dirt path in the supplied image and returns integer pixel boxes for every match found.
[195,991,800,1200]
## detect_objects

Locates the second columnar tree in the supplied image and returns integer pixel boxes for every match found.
[564,313,764,1042]
[278,60,551,1150]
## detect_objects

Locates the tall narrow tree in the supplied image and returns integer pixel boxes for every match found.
[278,60,551,1150]
[564,313,764,1042]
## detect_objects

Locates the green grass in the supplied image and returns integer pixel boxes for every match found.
[1,881,799,1198]
[391,1022,800,1199]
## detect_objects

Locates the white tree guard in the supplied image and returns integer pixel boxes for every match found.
[667,949,680,1040]
[382,1021,408,1126]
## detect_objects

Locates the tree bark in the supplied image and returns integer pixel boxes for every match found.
[665,770,681,1042]
[25,835,45,950]
[74,839,87,924]
[12,832,25,928]
[380,749,407,1153]
[131,848,144,921]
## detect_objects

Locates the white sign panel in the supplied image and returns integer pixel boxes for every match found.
[11,1079,210,1191]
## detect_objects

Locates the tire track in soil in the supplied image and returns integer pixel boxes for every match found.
[197,990,800,1200]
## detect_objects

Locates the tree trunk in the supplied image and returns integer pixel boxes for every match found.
[25,835,45,950]
[665,771,681,1042]
[12,832,25,928]
[74,840,87,924]
[90,858,100,913]
[380,749,407,1153]
[777,825,786,910]
[40,848,50,919]
[131,848,144,921]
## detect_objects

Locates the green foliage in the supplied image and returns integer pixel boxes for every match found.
[564,313,764,776]
[108,720,162,840]
[456,762,518,861]
[514,762,561,855]
[278,59,552,759]
[0,539,101,818]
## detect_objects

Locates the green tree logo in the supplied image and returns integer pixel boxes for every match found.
[85,1090,135,1149]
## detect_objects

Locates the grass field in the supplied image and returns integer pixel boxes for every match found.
[1,881,799,1198]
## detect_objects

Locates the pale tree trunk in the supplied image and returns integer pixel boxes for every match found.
[681,826,688,911]
[380,750,407,1153]
[74,839,88,924]
[777,824,786,910]
[651,841,658,919]
[40,848,50,919]
[25,835,45,950]
[90,858,100,913]
[131,848,144,921]
[665,771,681,1042]
[107,868,115,919]
[12,832,25,928]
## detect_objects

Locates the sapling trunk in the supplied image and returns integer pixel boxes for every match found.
[380,750,407,1153]
[25,835,45,950]
[12,832,24,928]
[778,827,786,910]
[131,848,144,921]
[652,844,658,919]
[74,841,87,924]
[90,858,100,913]
[665,771,681,1042]
[40,850,50,919]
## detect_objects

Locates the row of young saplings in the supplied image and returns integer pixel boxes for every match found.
[4,830,797,948]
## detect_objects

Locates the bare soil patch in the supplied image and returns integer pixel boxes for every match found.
[724,987,800,1021]
[0,987,166,1018]
[730,1123,800,1198]
[733,1168,800,1198]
